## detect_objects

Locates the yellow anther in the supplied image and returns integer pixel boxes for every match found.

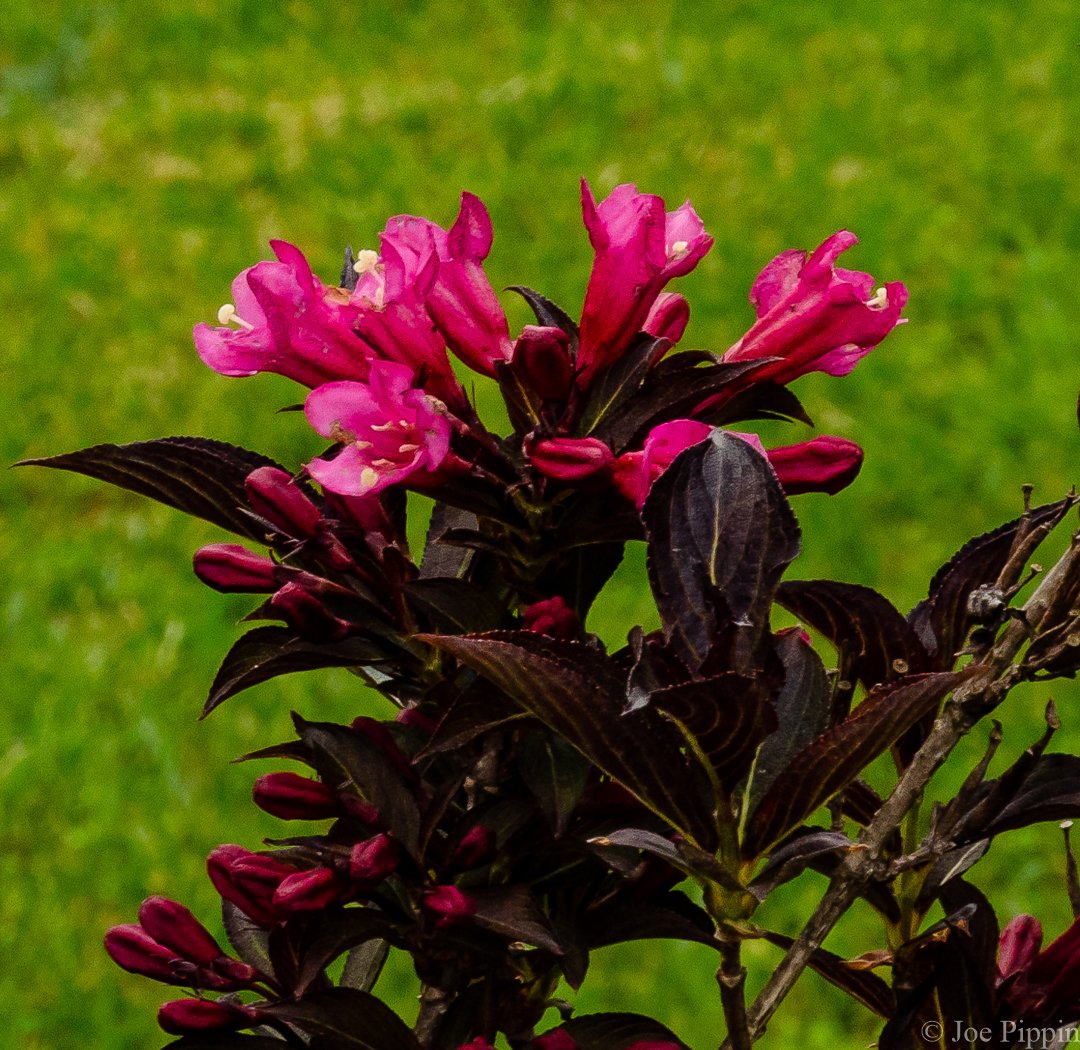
[216,303,255,330]
[866,287,889,309]
[370,421,399,432]
[352,249,380,275]
[371,458,396,468]
[669,239,689,257]
[359,467,380,490]
[398,443,420,454]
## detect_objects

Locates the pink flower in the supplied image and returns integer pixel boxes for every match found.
[722,231,908,384]
[643,291,690,344]
[194,240,368,388]
[523,596,580,640]
[611,421,864,508]
[245,466,322,540]
[351,219,464,407]
[512,325,574,402]
[527,436,614,482]
[998,914,1080,1021]
[304,361,453,498]
[577,180,713,387]
[397,192,512,377]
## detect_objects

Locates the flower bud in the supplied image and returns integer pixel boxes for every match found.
[245,466,322,539]
[643,292,689,344]
[270,580,351,641]
[457,1039,497,1050]
[512,325,574,401]
[531,1031,578,1050]
[423,885,476,928]
[252,771,339,821]
[272,866,343,913]
[104,924,185,985]
[137,897,223,966]
[349,833,399,883]
[157,997,259,1035]
[193,544,278,593]
[448,825,496,872]
[207,845,295,928]
[522,596,579,640]
[527,436,614,482]
[999,914,1043,980]
[765,435,863,495]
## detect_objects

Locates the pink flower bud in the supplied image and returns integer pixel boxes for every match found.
[270,580,351,641]
[522,596,579,640]
[449,825,496,872]
[104,924,185,985]
[252,772,339,821]
[157,997,259,1035]
[342,796,384,827]
[999,915,1044,981]
[643,292,690,344]
[512,325,574,401]
[457,1040,497,1050]
[137,897,223,966]
[765,435,863,495]
[207,845,295,928]
[531,1032,578,1050]
[423,885,476,928]
[349,833,399,883]
[528,436,614,482]
[272,866,343,913]
[193,544,278,593]
[245,466,322,539]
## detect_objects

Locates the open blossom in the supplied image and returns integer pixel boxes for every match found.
[721,230,908,385]
[998,914,1080,1022]
[577,180,713,387]
[194,240,369,388]
[304,361,452,498]
[611,420,863,508]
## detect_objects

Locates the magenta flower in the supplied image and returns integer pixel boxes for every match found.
[527,436,614,482]
[387,193,512,377]
[643,291,691,344]
[350,219,464,408]
[998,914,1080,1022]
[577,181,713,387]
[721,231,908,384]
[512,325,574,402]
[304,361,453,498]
[194,240,369,388]
[244,466,322,540]
[349,833,399,884]
[522,596,580,640]
[252,771,340,821]
[192,543,278,593]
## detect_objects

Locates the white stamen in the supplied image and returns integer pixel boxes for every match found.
[352,249,380,275]
[398,443,420,453]
[668,239,689,258]
[371,458,396,468]
[359,467,380,491]
[370,421,399,432]
[397,419,410,428]
[216,303,255,330]
[866,286,889,309]
[354,440,373,450]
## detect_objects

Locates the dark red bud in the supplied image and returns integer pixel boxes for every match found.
[104,924,184,984]
[270,580,351,641]
[193,544,278,593]
[449,825,495,872]
[456,1039,498,1050]
[207,845,295,928]
[349,833,399,883]
[766,436,864,496]
[531,1031,579,1050]
[157,997,259,1035]
[245,466,322,539]
[272,866,343,913]
[342,796,383,827]
[527,436,614,482]
[423,885,476,927]
[522,596,579,640]
[137,897,223,965]
[252,771,339,821]
[512,325,574,401]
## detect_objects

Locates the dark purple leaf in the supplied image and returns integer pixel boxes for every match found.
[338,939,389,993]
[419,504,478,579]
[204,629,390,717]
[467,885,565,955]
[415,685,526,758]
[221,900,274,978]
[593,828,745,896]
[540,1012,690,1049]
[758,930,895,1018]
[20,437,286,543]
[909,499,1071,667]
[418,632,718,850]
[644,431,801,672]
[743,671,972,857]
[583,891,721,953]
[261,988,420,1050]
[749,829,855,900]
[507,285,579,346]
[777,580,928,693]
[576,332,670,437]
[703,379,814,428]
[401,578,505,634]
[982,753,1080,837]
[295,908,404,996]
[293,716,422,857]
[743,631,832,817]
[494,358,543,434]
[519,730,591,837]
[161,1037,288,1049]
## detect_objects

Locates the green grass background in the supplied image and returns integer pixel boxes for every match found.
[4,1,1080,1046]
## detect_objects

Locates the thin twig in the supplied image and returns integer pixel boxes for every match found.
[716,929,751,1050]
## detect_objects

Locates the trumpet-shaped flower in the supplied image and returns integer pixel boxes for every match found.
[304,361,452,498]
[722,231,907,384]
[577,181,713,386]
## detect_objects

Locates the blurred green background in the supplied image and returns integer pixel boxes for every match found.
[5,1,1080,1046]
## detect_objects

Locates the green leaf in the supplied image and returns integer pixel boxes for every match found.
[19,437,286,543]
[743,670,972,857]
[644,431,800,672]
[204,629,389,717]
[419,632,718,849]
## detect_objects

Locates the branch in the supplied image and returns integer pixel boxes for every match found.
[733,523,1080,1045]
[716,928,751,1050]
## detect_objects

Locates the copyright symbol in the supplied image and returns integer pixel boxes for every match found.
[921,1021,942,1041]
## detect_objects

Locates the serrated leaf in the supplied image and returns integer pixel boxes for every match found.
[576,333,671,437]
[401,578,505,634]
[20,437,286,542]
[339,939,389,993]
[295,908,404,996]
[644,431,801,672]
[777,580,928,692]
[261,988,420,1050]
[293,717,422,857]
[909,499,1071,666]
[467,885,565,955]
[519,730,591,837]
[204,629,389,717]
[758,930,895,1018]
[418,632,718,849]
[221,900,274,978]
[544,1012,691,1049]
[743,631,833,818]
[743,671,971,857]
